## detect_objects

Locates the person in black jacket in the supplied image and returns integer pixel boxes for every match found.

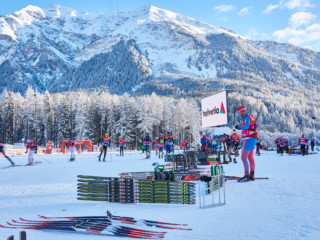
[0,141,15,166]
[310,138,315,152]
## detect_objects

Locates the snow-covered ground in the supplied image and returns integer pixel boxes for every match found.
[0,149,320,240]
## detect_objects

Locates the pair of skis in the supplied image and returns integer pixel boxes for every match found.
[2,161,43,169]
[225,176,269,181]
[0,213,191,239]
[1,218,164,239]
[42,213,191,231]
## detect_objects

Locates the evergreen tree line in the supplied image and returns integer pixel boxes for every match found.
[1,84,319,148]
[0,88,201,148]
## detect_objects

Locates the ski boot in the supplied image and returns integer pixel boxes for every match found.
[237,174,250,182]
[249,171,255,181]
[233,158,237,163]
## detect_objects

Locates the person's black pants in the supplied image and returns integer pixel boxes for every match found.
[120,146,124,156]
[99,146,108,160]
[300,145,306,156]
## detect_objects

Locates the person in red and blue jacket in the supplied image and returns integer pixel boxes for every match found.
[278,136,285,156]
[25,140,37,165]
[143,133,152,159]
[235,106,259,182]
[211,136,218,154]
[99,133,110,161]
[118,138,126,157]
[299,134,307,156]
[200,131,207,153]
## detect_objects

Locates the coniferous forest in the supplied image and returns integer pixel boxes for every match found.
[1,85,319,148]
[0,88,201,148]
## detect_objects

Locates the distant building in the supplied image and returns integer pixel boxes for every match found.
[211,127,231,137]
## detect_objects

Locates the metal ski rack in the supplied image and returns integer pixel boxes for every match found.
[199,165,226,209]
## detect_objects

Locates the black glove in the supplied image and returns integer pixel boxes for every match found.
[235,125,240,130]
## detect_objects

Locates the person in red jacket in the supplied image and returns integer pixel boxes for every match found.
[0,141,15,166]
[231,130,240,162]
[278,136,285,156]
[25,140,37,165]
[118,138,126,157]
[99,133,110,161]
[200,131,207,153]
[299,134,307,156]
[181,140,188,152]
[66,139,76,161]
[153,137,159,155]
[235,106,259,182]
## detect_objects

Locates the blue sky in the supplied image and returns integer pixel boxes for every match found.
[1,0,320,51]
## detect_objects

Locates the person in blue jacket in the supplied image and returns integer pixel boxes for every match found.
[143,133,152,159]
[235,106,259,182]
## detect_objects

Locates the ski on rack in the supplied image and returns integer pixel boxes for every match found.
[38,214,192,230]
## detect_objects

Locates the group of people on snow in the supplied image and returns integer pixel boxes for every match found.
[274,134,316,156]
[2,102,315,181]
[141,131,175,159]
[298,134,316,156]
[199,131,240,163]
[1,103,258,174]
[98,133,127,161]
[275,136,290,156]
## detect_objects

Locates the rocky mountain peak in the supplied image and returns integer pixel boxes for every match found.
[0,4,319,95]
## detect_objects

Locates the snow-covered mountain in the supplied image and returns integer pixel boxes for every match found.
[0,4,319,94]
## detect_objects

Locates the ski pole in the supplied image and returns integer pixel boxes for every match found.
[39,155,52,164]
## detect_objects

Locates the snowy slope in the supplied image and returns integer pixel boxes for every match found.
[0,149,320,240]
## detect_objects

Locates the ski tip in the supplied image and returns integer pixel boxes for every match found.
[157,225,192,230]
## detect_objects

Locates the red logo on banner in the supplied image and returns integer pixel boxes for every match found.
[220,102,226,114]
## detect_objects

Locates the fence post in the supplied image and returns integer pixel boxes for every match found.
[20,231,26,240]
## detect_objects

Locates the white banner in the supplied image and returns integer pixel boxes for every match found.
[201,91,228,128]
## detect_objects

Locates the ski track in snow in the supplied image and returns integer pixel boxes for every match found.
[0,150,320,240]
